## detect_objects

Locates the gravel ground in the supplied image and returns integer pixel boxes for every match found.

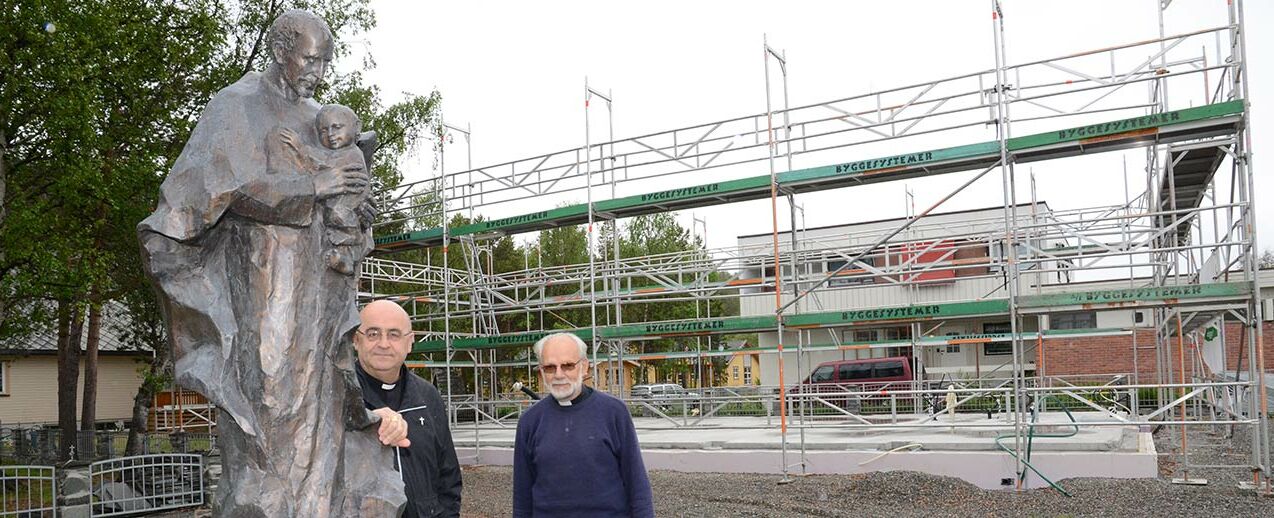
[457,422,1274,518]
[458,466,1273,517]
[150,421,1274,517]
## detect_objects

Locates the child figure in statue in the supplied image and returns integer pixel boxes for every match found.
[278,104,372,275]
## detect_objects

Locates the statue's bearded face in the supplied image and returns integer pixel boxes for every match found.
[277,29,332,99]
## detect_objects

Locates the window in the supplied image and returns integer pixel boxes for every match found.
[840,363,873,380]
[827,258,873,286]
[981,322,1014,355]
[883,327,910,341]
[732,366,740,380]
[873,361,906,378]
[810,365,834,383]
[852,329,877,343]
[983,322,1012,334]
[990,242,1029,273]
[898,240,956,282]
[743,366,753,385]
[0,361,8,395]
[945,345,961,354]
[1051,311,1096,330]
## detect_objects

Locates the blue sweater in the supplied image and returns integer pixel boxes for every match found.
[513,387,654,518]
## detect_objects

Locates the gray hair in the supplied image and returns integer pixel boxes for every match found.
[532,332,588,362]
[267,9,333,61]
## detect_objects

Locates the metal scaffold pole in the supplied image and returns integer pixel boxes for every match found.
[1232,0,1271,487]
[990,0,1027,488]
[437,116,453,424]
[763,33,793,484]
[585,78,600,388]
[584,79,616,393]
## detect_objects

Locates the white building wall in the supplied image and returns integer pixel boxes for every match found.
[741,277,1010,318]
[741,204,1061,383]
[0,355,146,425]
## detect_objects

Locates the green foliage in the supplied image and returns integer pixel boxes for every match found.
[321,70,441,192]
[1,0,224,341]
[1,0,441,348]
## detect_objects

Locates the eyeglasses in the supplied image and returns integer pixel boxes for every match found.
[540,361,579,374]
[357,328,408,343]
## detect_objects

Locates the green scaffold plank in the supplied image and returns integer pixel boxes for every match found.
[784,299,1010,328]
[374,227,444,247]
[410,299,1015,353]
[1018,282,1250,309]
[409,281,1247,353]
[412,328,596,354]
[375,101,1242,251]
[1007,100,1244,150]
[600,315,778,340]
[406,327,1136,368]
[594,176,773,213]
[449,204,590,238]
[778,141,1001,185]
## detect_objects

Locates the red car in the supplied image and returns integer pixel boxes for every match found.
[790,356,916,413]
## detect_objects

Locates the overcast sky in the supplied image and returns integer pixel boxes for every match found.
[353,0,1272,261]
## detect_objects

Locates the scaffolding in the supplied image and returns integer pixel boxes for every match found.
[362,1,1269,490]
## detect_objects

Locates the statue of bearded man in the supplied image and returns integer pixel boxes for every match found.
[138,9,404,516]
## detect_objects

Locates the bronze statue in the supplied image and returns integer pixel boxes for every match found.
[138,9,403,516]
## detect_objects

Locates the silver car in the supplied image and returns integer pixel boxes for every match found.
[632,383,700,403]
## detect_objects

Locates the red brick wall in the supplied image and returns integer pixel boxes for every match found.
[1039,322,1274,379]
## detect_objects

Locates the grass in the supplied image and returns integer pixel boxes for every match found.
[1,465,57,510]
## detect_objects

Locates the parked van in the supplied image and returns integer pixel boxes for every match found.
[800,356,914,386]
[790,356,916,414]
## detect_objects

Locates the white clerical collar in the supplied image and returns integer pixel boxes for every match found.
[557,399,572,406]
[381,383,396,390]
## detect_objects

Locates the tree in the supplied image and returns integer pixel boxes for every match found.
[601,212,729,384]
[1,0,443,456]
[1260,249,1274,270]
[2,0,224,459]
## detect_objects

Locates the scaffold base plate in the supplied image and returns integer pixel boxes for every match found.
[1236,481,1274,495]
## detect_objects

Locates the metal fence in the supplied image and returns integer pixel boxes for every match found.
[89,454,203,517]
[0,465,56,517]
[1,429,217,465]
[445,374,1257,433]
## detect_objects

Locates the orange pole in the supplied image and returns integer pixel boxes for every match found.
[1255,325,1268,486]
[767,83,787,436]
[1177,314,1188,479]
[1035,334,1043,377]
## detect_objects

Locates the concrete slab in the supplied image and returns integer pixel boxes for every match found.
[453,411,1159,490]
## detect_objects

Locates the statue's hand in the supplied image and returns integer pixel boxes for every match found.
[371,407,411,448]
[279,127,304,156]
[315,165,368,200]
[357,199,378,229]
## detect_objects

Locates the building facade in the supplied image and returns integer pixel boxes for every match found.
[737,204,1274,385]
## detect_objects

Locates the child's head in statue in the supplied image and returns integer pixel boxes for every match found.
[316,104,360,150]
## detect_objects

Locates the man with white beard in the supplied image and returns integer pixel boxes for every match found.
[512,333,654,518]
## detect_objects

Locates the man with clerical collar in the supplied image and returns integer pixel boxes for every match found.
[355,300,463,517]
[512,332,654,518]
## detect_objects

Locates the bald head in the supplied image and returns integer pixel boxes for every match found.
[361,299,410,327]
[356,300,413,383]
